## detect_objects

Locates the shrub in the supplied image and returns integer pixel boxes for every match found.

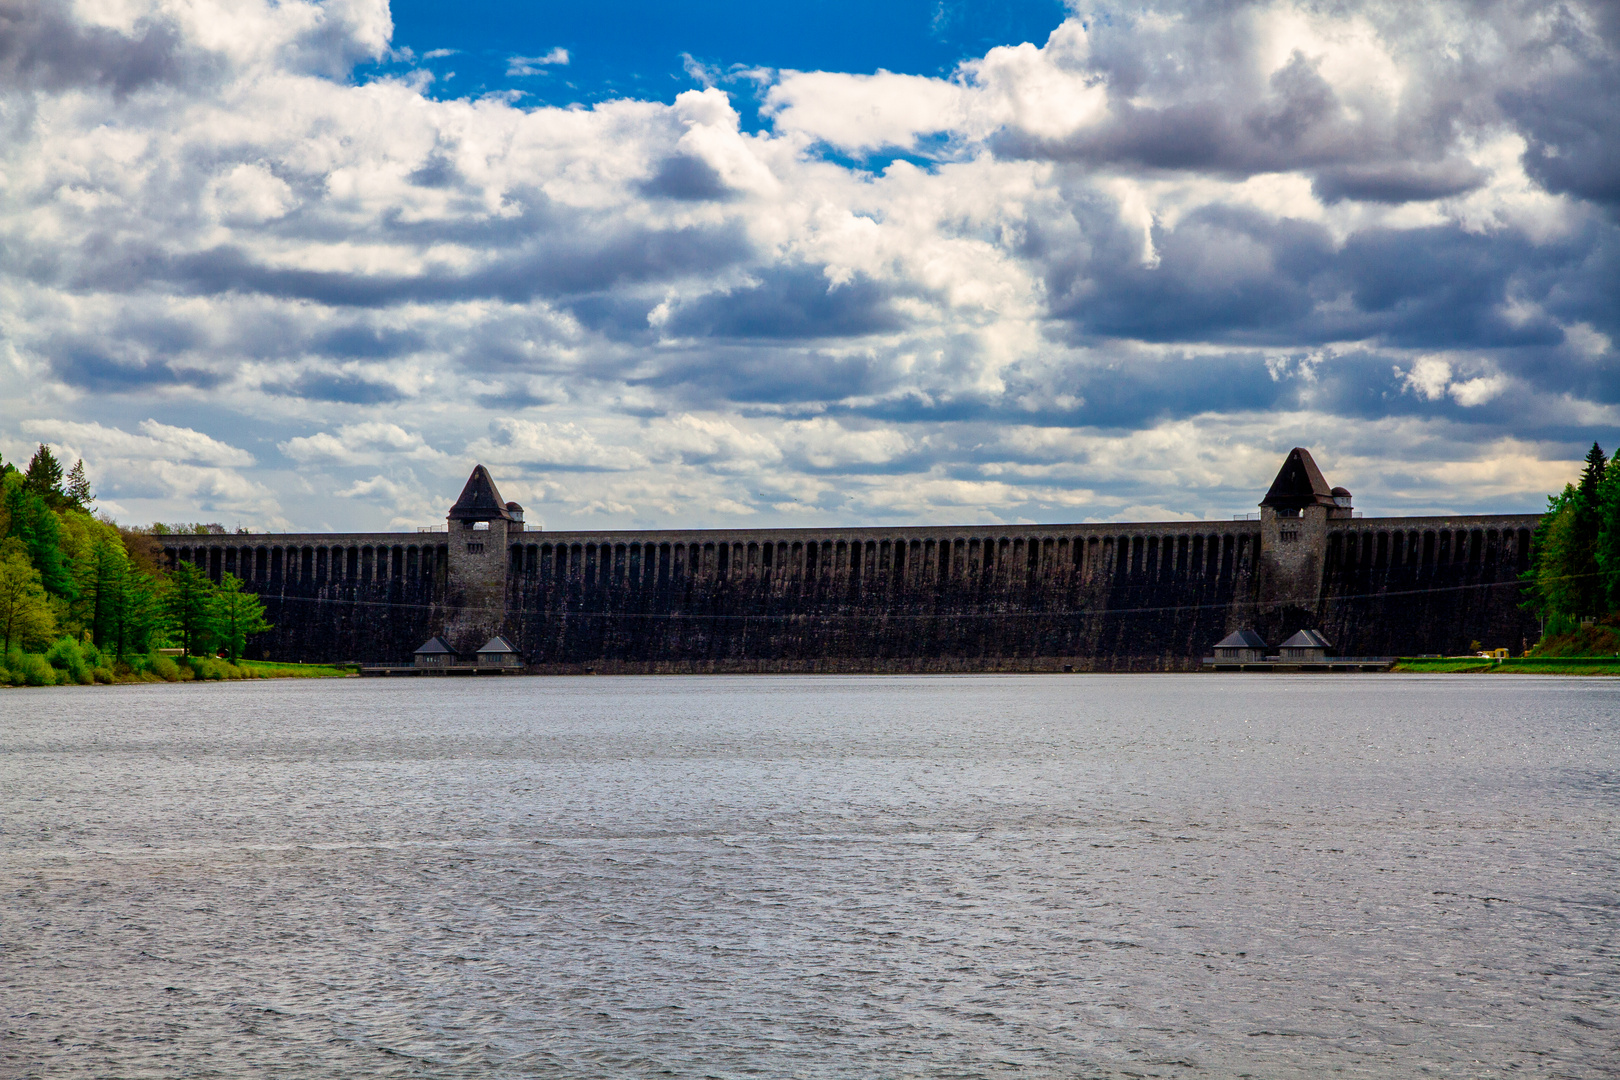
[189,657,229,681]
[92,666,114,684]
[44,638,94,684]
[14,653,55,686]
[151,654,181,682]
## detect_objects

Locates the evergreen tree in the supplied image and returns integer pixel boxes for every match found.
[23,444,65,508]
[1569,442,1608,616]
[110,567,164,659]
[211,573,271,663]
[64,460,94,510]
[1523,485,1576,624]
[162,562,216,656]
[1595,456,1620,612]
[1,472,75,599]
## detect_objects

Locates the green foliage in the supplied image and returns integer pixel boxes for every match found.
[150,523,227,535]
[211,573,272,663]
[23,444,65,508]
[162,562,216,657]
[6,649,57,686]
[0,541,56,653]
[1531,620,1620,657]
[44,637,93,684]
[3,472,75,599]
[64,459,94,511]
[0,454,269,672]
[151,654,182,681]
[1597,454,1620,612]
[1524,441,1620,639]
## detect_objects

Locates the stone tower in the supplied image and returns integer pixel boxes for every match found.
[443,464,524,654]
[1256,447,1348,614]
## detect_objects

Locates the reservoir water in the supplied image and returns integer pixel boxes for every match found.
[2,674,1616,1078]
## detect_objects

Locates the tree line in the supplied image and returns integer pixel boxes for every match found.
[1521,441,1620,636]
[0,444,271,683]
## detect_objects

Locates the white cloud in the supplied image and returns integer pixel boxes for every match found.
[279,423,445,464]
[0,0,1613,533]
[16,418,280,525]
[465,419,639,470]
[1400,357,1453,401]
[507,48,569,75]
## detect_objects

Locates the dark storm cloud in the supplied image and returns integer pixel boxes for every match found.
[1311,161,1489,205]
[1499,4,1620,205]
[661,267,908,340]
[638,155,737,201]
[1045,191,1594,358]
[639,344,893,405]
[984,24,1485,206]
[151,219,752,307]
[406,149,462,190]
[1048,205,1335,344]
[49,348,223,392]
[265,370,406,404]
[0,0,200,95]
[309,325,426,359]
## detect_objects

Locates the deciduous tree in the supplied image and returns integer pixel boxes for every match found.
[0,542,56,654]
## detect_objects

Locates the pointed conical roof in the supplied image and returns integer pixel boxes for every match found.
[414,635,456,655]
[476,635,519,655]
[1260,448,1336,510]
[448,465,512,522]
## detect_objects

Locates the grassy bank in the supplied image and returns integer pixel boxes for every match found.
[1,639,357,686]
[1394,656,1620,675]
[236,659,358,679]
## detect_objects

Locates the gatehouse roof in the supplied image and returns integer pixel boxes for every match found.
[1279,628,1332,649]
[448,464,513,522]
[476,635,519,655]
[414,635,456,655]
[1214,629,1267,649]
[1260,447,1337,510]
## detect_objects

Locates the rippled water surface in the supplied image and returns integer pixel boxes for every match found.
[3,674,1617,1078]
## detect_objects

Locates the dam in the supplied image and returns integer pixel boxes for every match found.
[156,449,1541,670]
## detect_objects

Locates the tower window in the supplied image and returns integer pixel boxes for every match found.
[1280,530,1300,543]
[467,542,485,554]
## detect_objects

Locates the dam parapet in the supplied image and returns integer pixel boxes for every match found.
[158,449,1539,668]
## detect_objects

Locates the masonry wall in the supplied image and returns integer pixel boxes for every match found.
[504,523,1264,671]
[1314,516,1540,656]
[159,534,450,663]
[163,512,1541,668]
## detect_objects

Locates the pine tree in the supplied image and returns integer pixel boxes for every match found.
[211,573,271,663]
[23,444,65,507]
[1570,442,1608,617]
[1596,455,1620,614]
[64,460,94,510]
[162,562,216,657]
[1,471,75,599]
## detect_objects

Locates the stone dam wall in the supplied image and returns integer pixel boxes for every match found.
[159,513,1541,669]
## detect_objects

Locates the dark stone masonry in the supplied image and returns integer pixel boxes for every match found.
[159,450,1541,671]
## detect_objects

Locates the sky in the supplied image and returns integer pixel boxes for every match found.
[3,0,1618,532]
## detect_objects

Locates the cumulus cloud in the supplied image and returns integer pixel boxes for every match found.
[15,418,281,525]
[279,422,444,463]
[0,0,1617,531]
